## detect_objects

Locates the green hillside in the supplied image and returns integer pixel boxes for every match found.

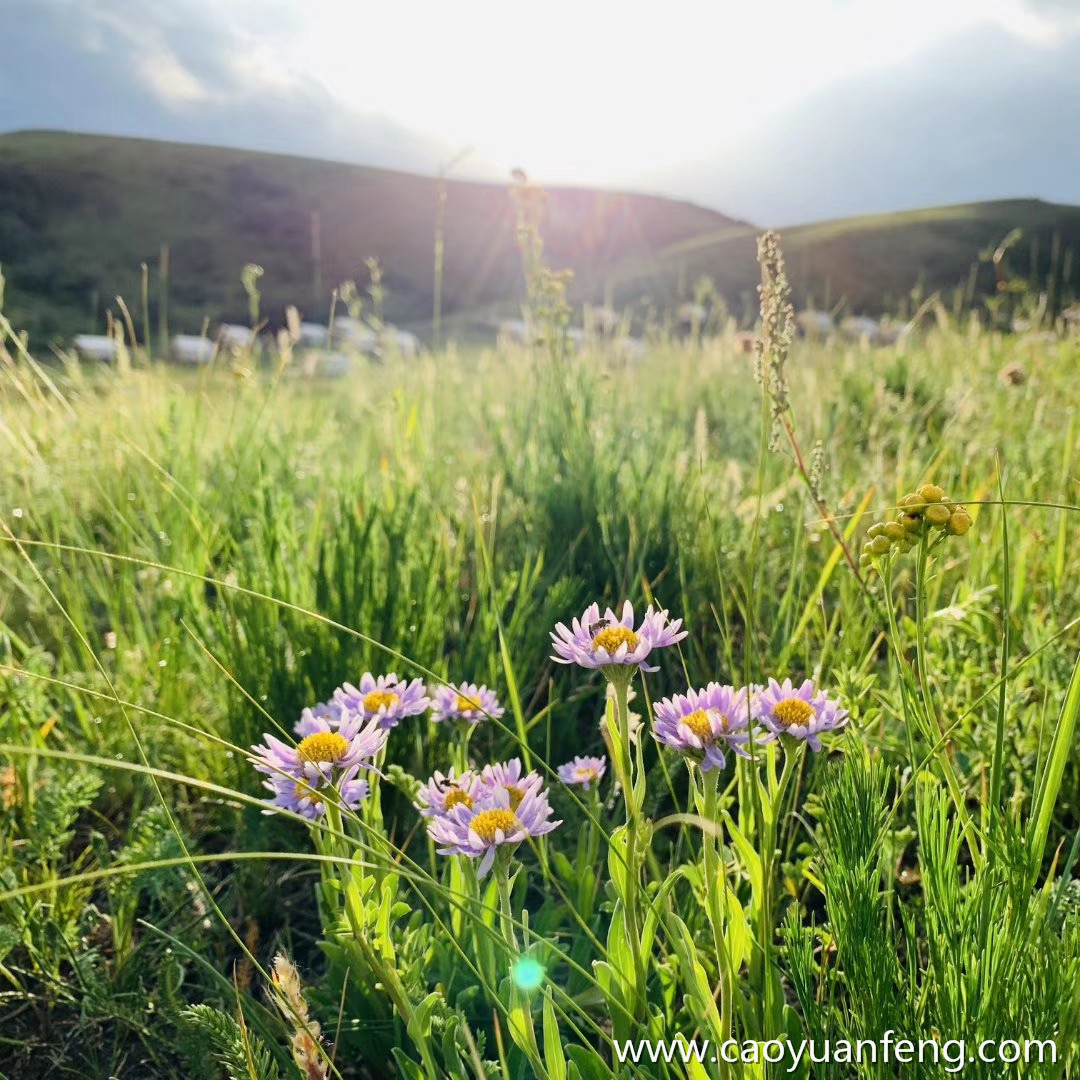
[620,200,1080,317]
[0,131,747,341]
[2,130,1079,342]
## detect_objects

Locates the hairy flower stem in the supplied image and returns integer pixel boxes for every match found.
[496,858,548,1079]
[700,770,735,1052]
[758,741,800,1037]
[496,858,519,952]
[611,673,648,1022]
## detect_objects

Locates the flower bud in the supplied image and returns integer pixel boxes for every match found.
[925,503,951,527]
[918,484,946,503]
[867,523,886,539]
[900,492,926,512]
[859,552,873,568]
[947,510,972,536]
[869,535,892,555]
[884,522,906,541]
[900,513,923,533]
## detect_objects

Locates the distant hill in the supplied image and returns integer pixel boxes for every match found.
[628,200,1080,318]
[0,131,748,342]
[2,131,1079,343]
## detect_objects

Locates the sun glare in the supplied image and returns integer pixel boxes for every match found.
[287,0,1047,184]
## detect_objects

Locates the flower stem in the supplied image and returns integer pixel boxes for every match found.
[701,768,734,1049]
[611,672,648,1022]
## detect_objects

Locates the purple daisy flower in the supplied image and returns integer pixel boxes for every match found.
[550,600,686,674]
[427,786,561,877]
[333,672,431,729]
[430,682,504,725]
[478,758,544,810]
[250,710,388,785]
[557,755,607,791]
[261,770,370,820]
[294,699,347,737]
[653,683,757,772]
[415,767,485,818]
[755,678,848,752]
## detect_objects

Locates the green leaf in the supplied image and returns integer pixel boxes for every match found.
[1029,646,1080,877]
[566,1044,609,1080]
[542,992,567,1080]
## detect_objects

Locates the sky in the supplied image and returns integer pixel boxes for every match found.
[2,0,1080,223]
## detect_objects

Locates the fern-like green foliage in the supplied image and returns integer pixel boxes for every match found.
[182,1004,282,1080]
[27,769,103,863]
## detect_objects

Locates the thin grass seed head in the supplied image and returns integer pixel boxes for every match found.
[754,230,796,451]
[270,954,328,1080]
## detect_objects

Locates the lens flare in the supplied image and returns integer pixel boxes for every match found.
[511,956,545,991]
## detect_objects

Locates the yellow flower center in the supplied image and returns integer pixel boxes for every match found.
[773,698,815,728]
[573,767,597,783]
[363,690,399,713]
[505,786,525,811]
[682,709,715,743]
[293,782,324,806]
[297,731,349,763]
[592,625,639,656]
[444,788,473,811]
[455,694,482,714]
[471,808,518,844]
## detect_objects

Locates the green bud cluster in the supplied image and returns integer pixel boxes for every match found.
[859,483,973,567]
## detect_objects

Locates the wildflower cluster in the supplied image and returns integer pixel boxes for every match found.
[420,758,560,876]
[655,677,848,765]
[861,483,973,565]
[249,672,503,818]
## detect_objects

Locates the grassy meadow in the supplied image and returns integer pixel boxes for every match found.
[1,265,1080,1078]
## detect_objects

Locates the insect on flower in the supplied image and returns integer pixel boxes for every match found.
[550,600,686,674]
[415,767,484,818]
